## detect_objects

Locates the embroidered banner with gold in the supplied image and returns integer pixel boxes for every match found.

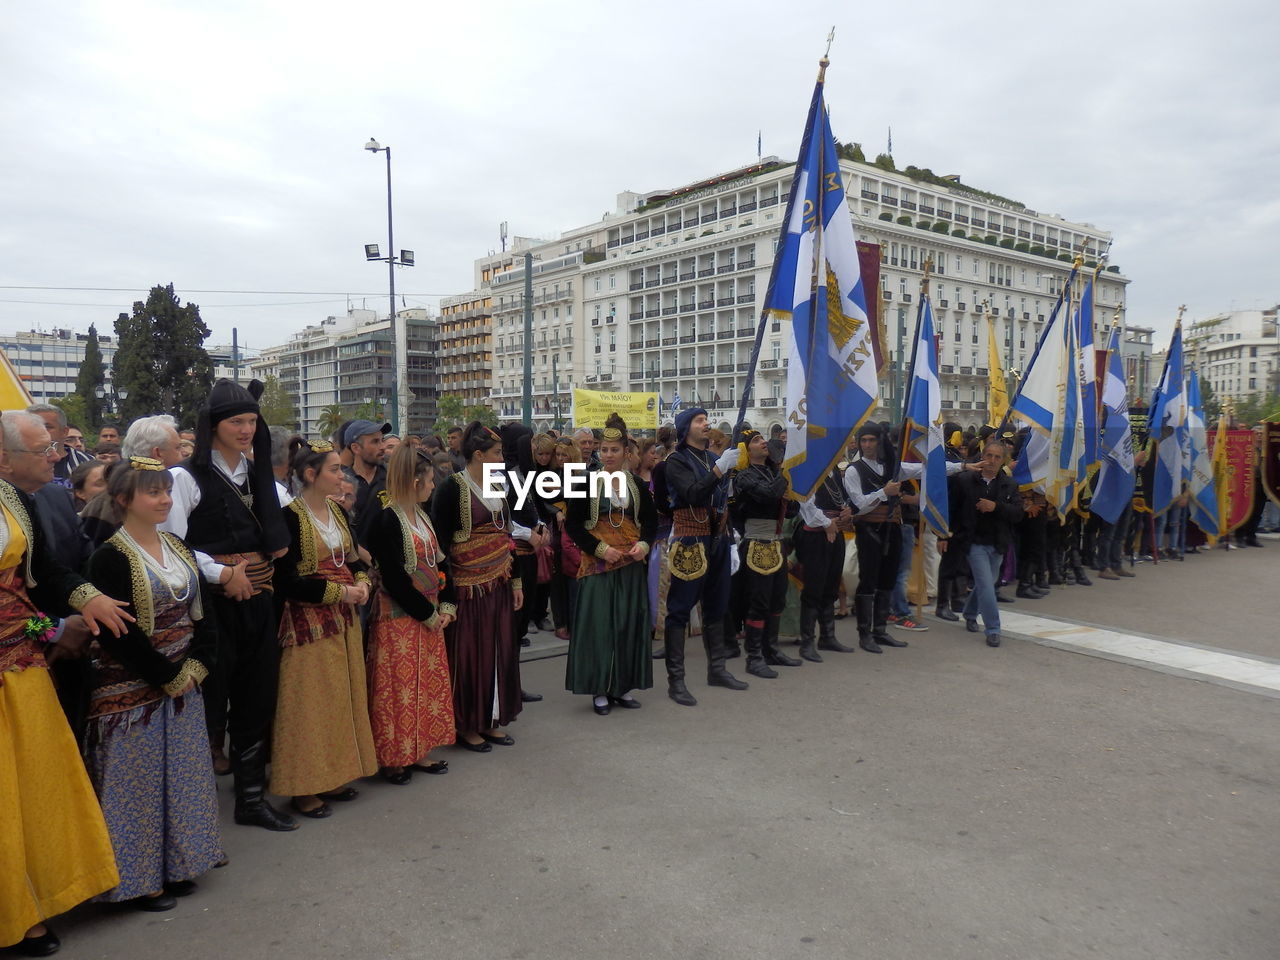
[1260,422,1280,511]
[1206,428,1257,533]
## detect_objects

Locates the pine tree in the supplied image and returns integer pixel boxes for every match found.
[258,374,300,429]
[113,284,214,426]
[74,323,106,428]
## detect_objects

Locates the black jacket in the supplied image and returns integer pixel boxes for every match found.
[948,469,1024,552]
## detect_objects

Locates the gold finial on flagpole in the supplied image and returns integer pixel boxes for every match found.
[818,26,835,81]
[1176,304,1186,326]
[921,256,933,296]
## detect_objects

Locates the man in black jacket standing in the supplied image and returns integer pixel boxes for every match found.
[946,440,1025,647]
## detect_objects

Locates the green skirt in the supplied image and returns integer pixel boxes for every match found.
[565,561,652,697]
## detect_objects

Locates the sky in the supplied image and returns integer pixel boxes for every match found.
[3,0,1278,357]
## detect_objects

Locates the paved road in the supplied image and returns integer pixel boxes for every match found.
[53,544,1279,960]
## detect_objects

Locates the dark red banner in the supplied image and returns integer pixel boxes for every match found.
[1207,428,1257,533]
[857,241,884,373]
[1261,422,1280,512]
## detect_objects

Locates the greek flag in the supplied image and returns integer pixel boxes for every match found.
[767,72,878,500]
[670,392,683,414]
[1186,368,1220,539]
[1149,324,1187,517]
[902,295,949,537]
[1076,277,1099,474]
[1091,324,1135,524]
[1010,265,1079,503]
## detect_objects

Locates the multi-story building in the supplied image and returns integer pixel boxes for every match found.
[0,327,118,408]
[252,308,438,435]
[470,154,1129,431]
[1185,306,1280,404]
[1120,325,1160,401]
[437,291,494,408]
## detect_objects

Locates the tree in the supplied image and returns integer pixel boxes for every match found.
[436,395,465,430]
[873,152,896,171]
[51,394,88,433]
[314,403,349,440]
[462,404,497,428]
[1200,377,1221,421]
[74,323,106,429]
[112,284,214,426]
[257,374,299,429]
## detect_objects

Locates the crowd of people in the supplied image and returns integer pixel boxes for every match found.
[2,382,1272,956]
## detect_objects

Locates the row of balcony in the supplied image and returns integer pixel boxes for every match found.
[627,259,758,290]
[605,197,779,248]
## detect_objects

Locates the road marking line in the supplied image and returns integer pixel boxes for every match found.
[998,611,1280,698]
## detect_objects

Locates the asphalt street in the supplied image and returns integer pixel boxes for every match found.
[49,543,1280,960]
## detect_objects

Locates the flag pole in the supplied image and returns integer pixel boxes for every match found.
[735,41,832,429]
[895,258,931,481]
[998,259,1082,436]
[902,261,933,620]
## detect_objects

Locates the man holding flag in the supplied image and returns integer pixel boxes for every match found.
[1093,323,1140,579]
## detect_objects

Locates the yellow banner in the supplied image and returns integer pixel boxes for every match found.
[572,389,659,430]
[986,314,1008,427]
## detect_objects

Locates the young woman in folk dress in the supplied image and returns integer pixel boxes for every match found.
[564,414,657,715]
[366,445,455,785]
[431,422,524,752]
[84,457,224,912]
[270,440,378,819]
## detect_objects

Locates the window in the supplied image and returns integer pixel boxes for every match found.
[594,278,601,293]
[608,275,615,290]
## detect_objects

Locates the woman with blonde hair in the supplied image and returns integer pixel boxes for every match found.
[366,445,455,784]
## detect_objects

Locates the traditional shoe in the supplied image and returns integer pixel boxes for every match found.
[411,761,449,774]
[14,926,60,957]
[520,690,543,703]
[965,619,981,633]
[608,696,642,709]
[164,880,197,897]
[233,802,298,832]
[986,634,1002,647]
[289,798,332,819]
[1016,583,1043,599]
[746,659,779,678]
[133,892,178,912]
[707,671,749,691]
[479,732,515,746]
[858,637,883,654]
[379,768,413,786]
[877,634,909,648]
[317,787,359,802]
[995,591,1014,603]
[593,700,611,716]
[455,738,492,753]
[668,682,697,707]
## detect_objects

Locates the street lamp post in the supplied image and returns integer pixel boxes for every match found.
[364,138,413,435]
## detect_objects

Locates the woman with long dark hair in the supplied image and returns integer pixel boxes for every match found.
[431,423,523,752]
[564,413,656,714]
[270,440,378,819]
[366,446,455,784]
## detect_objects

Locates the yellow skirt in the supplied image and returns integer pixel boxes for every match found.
[0,668,118,947]
[269,617,378,798]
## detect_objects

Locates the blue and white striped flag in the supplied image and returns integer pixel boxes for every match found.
[1149,324,1187,517]
[767,73,878,500]
[901,294,949,537]
[1186,368,1220,539]
[1091,324,1135,524]
[1076,277,1099,474]
[670,391,683,415]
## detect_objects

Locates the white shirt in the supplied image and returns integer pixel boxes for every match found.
[164,450,251,582]
[844,458,962,515]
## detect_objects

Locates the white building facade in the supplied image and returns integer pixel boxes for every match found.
[1186,306,1280,404]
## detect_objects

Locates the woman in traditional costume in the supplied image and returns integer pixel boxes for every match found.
[431,422,523,752]
[564,413,656,715]
[367,445,455,785]
[84,457,224,912]
[270,440,378,819]
[0,414,134,956]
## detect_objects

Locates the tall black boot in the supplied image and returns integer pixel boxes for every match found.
[664,622,697,706]
[232,740,298,832]
[1034,572,1052,595]
[855,594,881,653]
[1016,580,1044,599]
[762,614,801,667]
[817,604,855,652]
[873,589,908,648]
[704,621,748,690]
[744,622,777,678]
[1072,565,1093,586]
[935,579,959,621]
[798,604,822,662]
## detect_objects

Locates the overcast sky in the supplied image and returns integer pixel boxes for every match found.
[3,0,1277,357]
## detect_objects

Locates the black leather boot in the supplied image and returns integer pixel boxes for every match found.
[664,623,697,706]
[704,621,748,690]
[1034,572,1052,595]
[935,579,959,621]
[855,594,881,653]
[1016,580,1043,599]
[723,617,742,659]
[798,604,822,662]
[762,614,802,666]
[1072,565,1093,586]
[817,604,855,652]
[873,589,907,647]
[743,622,777,678]
[232,740,298,832]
